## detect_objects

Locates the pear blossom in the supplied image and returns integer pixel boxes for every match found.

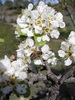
[42,53,50,60]
[21,28,33,37]
[16,84,27,94]
[28,3,33,11]
[0,1,67,96]
[16,1,65,41]
[0,55,11,74]
[55,12,63,22]
[68,31,75,45]
[25,38,34,47]
[42,35,50,41]
[1,86,13,94]
[17,16,26,28]
[58,50,66,58]
[34,59,42,65]
[68,31,75,38]
[37,37,41,42]
[16,72,27,81]
[37,35,50,42]
[47,56,57,66]
[51,57,57,66]
[37,1,47,13]
[51,20,59,28]
[64,58,72,66]
[41,44,49,54]
[59,21,66,28]
[58,32,75,66]
[34,25,43,34]
[1,73,9,82]
[50,30,60,39]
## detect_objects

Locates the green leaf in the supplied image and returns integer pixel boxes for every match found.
[50,55,55,59]
[56,56,61,60]
[18,28,27,36]
[0,38,4,42]
[34,32,46,47]
[22,9,25,14]
[24,83,30,98]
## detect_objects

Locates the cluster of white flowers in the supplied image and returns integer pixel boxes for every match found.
[0,55,28,95]
[16,1,65,42]
[1,1,75,97]
[16,39,57,66]
[58,31,75,66]
[34,44,57,66]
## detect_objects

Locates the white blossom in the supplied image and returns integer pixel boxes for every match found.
[50,30,60,39]
[61,41,70,51]
[16,72,27,81]
[42,53,50,60]
[16,84,27,94]
[64,58,72,66]
[1,86,12,94]
[55,12,63,21]
[42,35,50,41]
[0,55,11,73]
[37,37,41,42]
[34,25,43,34]
[58,50,66,58]
[51,20,59,28]
[28,3,33,11]
[41,44,49,54]
[58,33,75,66]
[25,38,34,47]
[59,21,66,28]
[34,59,42,65]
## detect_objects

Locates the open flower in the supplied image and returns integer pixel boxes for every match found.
[16,1,65,41]
[68,31,75,45]
[15,84,27,94]
[41,44,49,54]
[1,86,13,95]
[34,59,43,65]
[0,55,11,73]
[58,32,75,66]
[50,30,60,39]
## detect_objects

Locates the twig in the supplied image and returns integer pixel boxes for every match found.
[44,61,59,84]
[27,73,47,86]
[64,77,75,83]
[49,84,60,100]
[60,66,75,84]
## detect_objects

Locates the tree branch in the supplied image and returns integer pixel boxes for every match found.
[64,77,75,83]
[44,61,59,84]
[27,73,47,86]
[60,66,75,84]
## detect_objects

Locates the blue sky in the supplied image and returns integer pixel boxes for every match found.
[1,0,14,4]
[1,0,59,5]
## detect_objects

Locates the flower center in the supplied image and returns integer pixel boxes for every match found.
[43,26,50,34]
[35,19,42,26]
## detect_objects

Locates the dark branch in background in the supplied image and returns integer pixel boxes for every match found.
[44,61,59,84]
[49,84,60,100]
[27,73,47,86]
[60,66,75,84]
[27,61,75,100]
[64,77,75,83]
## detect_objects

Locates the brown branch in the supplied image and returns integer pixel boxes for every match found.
[60,67,75,84]
[49,84,60,100]
[44,61,59,84]
[27,73,47,86]
[64,77,75,83]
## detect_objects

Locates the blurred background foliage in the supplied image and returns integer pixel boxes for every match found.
[0,0,75,59]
